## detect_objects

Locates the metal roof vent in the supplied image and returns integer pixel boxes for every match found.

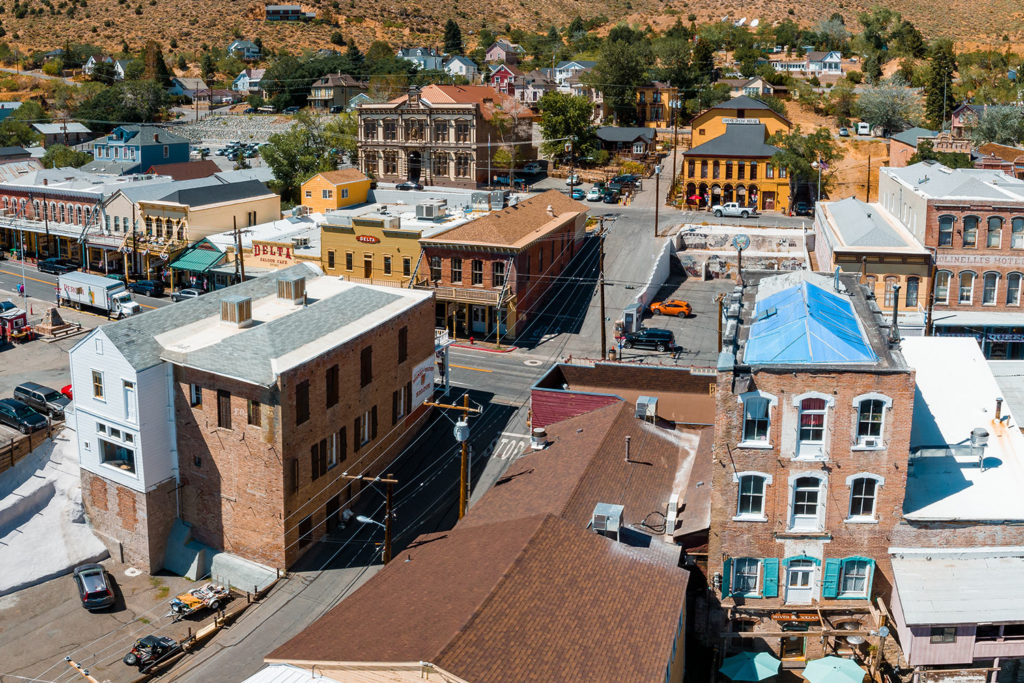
[635,395,658,422]
[221,295,253,328]
[277,274,306,304]
[591,502,624,541]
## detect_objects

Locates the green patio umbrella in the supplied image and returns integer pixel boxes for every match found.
[802,656,866,683]
[719,651,782,681]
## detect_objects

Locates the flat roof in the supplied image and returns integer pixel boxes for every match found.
[882,162,1024,202]
[322,202,481,238]
[206,213,325,254]
[901,336,1024,521]
[933,310,1024,328]
[818,197,929,253]
[890,547,1024,625]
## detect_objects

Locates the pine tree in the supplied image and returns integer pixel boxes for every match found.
[925,39,957,128]
[143,40,172,86]
[444,19,463,55]
[568,16,585,41]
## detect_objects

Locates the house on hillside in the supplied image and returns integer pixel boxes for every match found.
[806,50,843,73]
[396,48,444,72]
[514,70,555,104]
[113,60,132,81]
[444,56,479,82]
[231,68,265,95]
[716,76,784,98]
[485,40,524,65]
[553,60,596,87]
[169,77,209,100]
[227,39,261,62]
[82,55,113,76]
[888,126,937,167]
[307,73,368,111]
[489,63,521,97]
[264,4,314,20]
[32,122,92,147]
[596,127,655,158]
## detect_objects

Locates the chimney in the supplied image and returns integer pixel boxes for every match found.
[887,284,901,346]
[996,397,1004,421]
[530,427,547,450]
[277,273,306,304]
[625,435,636,463]
[153,133,159,143]
[43,178,47,186]
[220,296,253,328]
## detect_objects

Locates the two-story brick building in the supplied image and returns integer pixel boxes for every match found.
[878,162,1024,358]
[70,263,437,572]
[710,270,914,665]
[413,190,588,341]
[357,85,534,189]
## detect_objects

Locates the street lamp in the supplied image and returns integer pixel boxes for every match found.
[354,514,392,564]
[653,164,663,238]
[811,157,822,205]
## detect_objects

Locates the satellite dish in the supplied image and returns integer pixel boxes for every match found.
[732,234,750,251]
[846,635,866,645]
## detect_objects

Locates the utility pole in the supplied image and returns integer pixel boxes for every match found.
[671,87,679,197]
[599,226,607,359]
[340,472,397,563]
[423,394,481,519]
[233,216,246,282]
[653,164,662,237]
[925,246,938,336]
[866,153,872,203]
[716,293,724,351]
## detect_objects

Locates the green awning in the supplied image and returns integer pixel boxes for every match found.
[170,246,225,273]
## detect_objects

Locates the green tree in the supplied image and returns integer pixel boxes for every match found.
[568,16,585,42]
[260,112,337,202]
[969,106,1024,145]
[143,40,172,86]
[758,94,788,118]
[537,92,596,157]
[365,40,393,63]
[590,25,653,125]
[199,52,215,81]
[90,60,116,84]
[325,111,358,158]
[856,80,921,134]
[908,139,974,168]
[769,126,842,201]
[0,100,46,147]
[444,19,463,55]
[925,39,957,128]
[41,143,92,168]
[76,80,168,124]
[330,31,345,47]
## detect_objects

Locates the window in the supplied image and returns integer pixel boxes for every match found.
[295,380,310,425]
[1007,273,1022,305]
[189,384,202,407]
[732,558,761,596]
[298,515,312,547]
[247,399,261,426]
[383,151,398,174]
[360,346,372,387]
[976,625,1001,641]
[905,277,919,307]
[322,189,332,199]
[217,390,232,429]
[790,476,823,531]
[987,216,1003,248]
[163,145,169,158]
[737,162,745,180]
[712,161,720,179]
[311,439,327,481]
[326,432,339,470]
[392,384,407,424]
[839,559,871,597]
[848,476,879,519]
[935,270,951,304]
[736,473,769,518]
[398,326,408,363]
[740,393,774,445]
[380,254,391,275]
[687,159,695,177]
[725,161,733,179]
[765,165,774,179]
[797,396,828,458]
[363,120,377,139]
[430,256,442,281]
[100,438,135,473]
[938,215,954,247]
[930,627,957,644]
[963,216,978,247]
[700,160,707,179]
[983,272,999,305]
[91,371,104,399]
[455,154,471,177]
[959,271,975,304]
[383,119,397,140]
[749,161,758,180]
[356,408,374,447]
[327,250,335,269]
[471,259,483,285]
[290,458,300,494]
[455,121,470,142]
[341,189,348,199]
[883,277,898,306]
[326,365,339,407]
[403,257,411,277]
[434,120,448,141]
[345,252,353,271]
[1013,217,1024,249]
[492,260,506,287]
[451,257,463,283]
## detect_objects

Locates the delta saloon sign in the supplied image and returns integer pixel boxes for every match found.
[252,241,294,266]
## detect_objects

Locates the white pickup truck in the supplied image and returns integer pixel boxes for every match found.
[712,202,758,218]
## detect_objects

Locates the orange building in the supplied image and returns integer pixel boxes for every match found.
[300,169,371,213]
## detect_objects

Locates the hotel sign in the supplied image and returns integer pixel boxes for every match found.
[356,235,380,244]
[936,253,1024,268]
[252,240,293,266]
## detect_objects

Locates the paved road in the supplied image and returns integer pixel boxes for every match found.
[0,66,76,85]
[0,260,166,312]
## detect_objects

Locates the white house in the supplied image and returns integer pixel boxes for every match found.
[83,55,113,76]
[231,68,265,94]
[444,56,479,82]
[396,48,444,72]
[806,50,843,74]
[553,60,596,86]
[227,39,261,62]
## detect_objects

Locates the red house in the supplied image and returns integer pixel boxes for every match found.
[489,64,522,97]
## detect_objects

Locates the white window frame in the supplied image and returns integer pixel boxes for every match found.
[737,391,778,449]
[189,383,202,407]
[838,559,872,598]
[845,473,884,523]
[360,409,371,445]
[396,384,407,420]
[1007,272,1022,306]
[935,270,951,305]
[91,370,105,401]
[788,472,826,533]
[327,432,338,469]
[959,271,976,304]
[793,391,834,460]
[852,393,892,449]
[982,271,999,306]
[732,558,762,597]
[732,471,772,521]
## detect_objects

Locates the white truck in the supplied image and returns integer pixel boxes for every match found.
[711,202,758,218]
[58,272,141,319]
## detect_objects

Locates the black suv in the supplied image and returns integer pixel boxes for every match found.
[13,382,69,419]
[128,280,165,297]
[38,258,77,275]
[0,398,48,434]
[622,327,675,352]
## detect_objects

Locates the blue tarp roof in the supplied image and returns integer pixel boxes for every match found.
[744,281,877,365]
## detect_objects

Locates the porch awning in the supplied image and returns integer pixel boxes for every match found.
[170,246,224,272]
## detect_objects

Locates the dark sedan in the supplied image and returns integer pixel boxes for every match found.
[73,563,115,610]
[38,258,77,275]
[396,181,424,191]
[0,398,48,434]
[128,280,165,297]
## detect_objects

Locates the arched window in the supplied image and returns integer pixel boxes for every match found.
[1007,273,1022,306]
[987,216,1003,248]
[962,215,978,247]
[738,391,778,447]
[935,270,951,304]
[32,200,39,217]
[789,474,825,532]
[712,160,720,179]
[983,272,999,305]
[853,393,892,447]
[1012,217,1024,249]
[794,392,833,459]
[734,472,772,519]
[49,202,55,220]
[145,216,153,236]
[905,276,920,307]
[177,225,184,241]
[883,276,898,306]
[959,271,976,304]
[59,204,65,222]
[2,197,8,211]
[846,473,884,521]
[700,160,708,179]
[938,214,955,246]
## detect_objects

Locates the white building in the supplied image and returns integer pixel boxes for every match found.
[396,48,444,72]
[444,56,479,82]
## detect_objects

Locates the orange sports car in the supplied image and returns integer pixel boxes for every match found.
[650,299,692,317]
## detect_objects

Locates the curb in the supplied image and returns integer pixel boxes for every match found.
[449,343,519,353]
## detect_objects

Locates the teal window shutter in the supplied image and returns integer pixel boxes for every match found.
[822,558,841,598]
[722,558,732,597]
[865,559,875,598]
[762,558,779,598]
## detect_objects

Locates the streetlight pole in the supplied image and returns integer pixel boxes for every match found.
[599,227,607,358]
[423,393,481,519]
[653,164,662,238]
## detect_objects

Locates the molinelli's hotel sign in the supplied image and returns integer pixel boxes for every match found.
[936,253,1024,268]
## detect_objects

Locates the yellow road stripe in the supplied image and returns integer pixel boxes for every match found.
[0,268,157,309]
[450,364,493,373]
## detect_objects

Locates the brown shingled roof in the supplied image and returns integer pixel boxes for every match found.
[978,142,1024,164]
[422,189,587,249]
[266,514,687,683]
[145,160,220,181]
[312,168,369,185]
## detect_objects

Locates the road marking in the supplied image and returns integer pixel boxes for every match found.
[451,364,493,373]
[0,268,157,309]
[523,359,543,366]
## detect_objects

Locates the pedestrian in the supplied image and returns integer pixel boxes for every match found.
[17,283,24,296]
[55,286,60,307]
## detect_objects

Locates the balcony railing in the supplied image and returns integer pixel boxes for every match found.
[414,281,505,305]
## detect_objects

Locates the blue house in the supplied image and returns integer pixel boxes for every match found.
[87,125,190,175]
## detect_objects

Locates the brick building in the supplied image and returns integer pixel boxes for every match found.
[356,85,534,190]
[878,162,1024,358]
[710,270,915,665]
[71,263,437,572]
[412,190,588,341]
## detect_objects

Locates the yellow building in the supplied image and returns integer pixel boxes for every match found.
[635,81,675,128]
[689,95,791,142]
[301,169,371,213]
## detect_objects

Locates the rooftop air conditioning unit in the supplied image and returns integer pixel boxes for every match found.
[291,236,310,248]
[591,503,624,541]
[277,273,306,304]
[221,295,253,328]
[415,199,448,220]
[635,395,658,422]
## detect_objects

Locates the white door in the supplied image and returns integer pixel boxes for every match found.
[124,381,137,423]
[785,560,815,604]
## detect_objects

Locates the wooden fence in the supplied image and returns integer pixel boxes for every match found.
[0,420,59,475]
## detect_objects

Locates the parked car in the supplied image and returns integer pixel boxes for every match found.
[522,162,543,174]
[793,201,813,216]
[171,288,202,302]
[169,583,230,620]
[242,107,255,114]
[0,398,48,434]
[396,181,423,191]
[586,187,604,201]
[0,299,15,312]
[570,188,586,200]
[602,191,620,204]
[712,202,757,218]
[621,327,675,352]
[128,280,165,297]
[13,382,70,419]
[38,258,77,275]
[838,127,849,137]
[73,563,115,610]
[329,105,343,113]
[123,636,181,673]
[649,299,692,317]
[105,273,128,284]
[283,105,301,114]
[565,174,581,186]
